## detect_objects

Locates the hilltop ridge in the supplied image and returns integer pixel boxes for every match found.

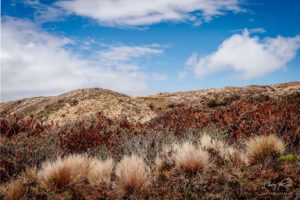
[1,81,299,125]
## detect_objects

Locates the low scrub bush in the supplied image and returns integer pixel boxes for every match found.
[0,115,49,138]
[0,134,61,184]
[59,123,104,153]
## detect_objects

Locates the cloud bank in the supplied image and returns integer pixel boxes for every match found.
[97,45,164,71]
[56,0,242,27]
[1,17,164,101]
[187,29,300,80]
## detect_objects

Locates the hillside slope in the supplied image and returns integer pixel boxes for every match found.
[1,88,157,124]
[1,81,300,199]
[1,81,299,124]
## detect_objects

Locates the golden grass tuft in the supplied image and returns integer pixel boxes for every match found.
[87,158,114,186]
[200,134,225,153]
[38,154,90,189]
[4,181,26,200]
[115,154,150,195]
[224,147,248,167]
[173,142,210,173]
[246,135,285,164]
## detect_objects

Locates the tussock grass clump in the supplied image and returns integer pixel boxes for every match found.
[199,134,226,165]
[246,135,285,164]
[224,147,248,167]
[38,154,90,189]
[87,158,114,186]
[173,142,210,173]
[4,181,26,200]
[200,134,225,153]
[115,154,150,195]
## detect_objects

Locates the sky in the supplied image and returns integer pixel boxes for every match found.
[1,0,300,101]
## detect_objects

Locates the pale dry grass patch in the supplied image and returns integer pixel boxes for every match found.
[115,154,150,195]
[87,158,114,186]
[38,154,90,189]
[154,145,174,172]
[246,135,285,164]
[200,134,225,153]
[224,147,248,167]
[4,181,26,200]
[173,142,210,173]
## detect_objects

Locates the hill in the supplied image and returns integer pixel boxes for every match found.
[0,81,300,199]
[1,88,156,125]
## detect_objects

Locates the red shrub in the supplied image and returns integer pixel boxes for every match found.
[0,115,48,138]
[146,100,300,146]
[59,115,116,153]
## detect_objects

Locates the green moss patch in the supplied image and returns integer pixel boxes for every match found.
[278,154,298,162]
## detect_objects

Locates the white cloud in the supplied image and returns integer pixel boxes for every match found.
[24,0,68,23]
[97,45,163,71]
[187,29,300,80]
[232,27,266,34]
[56,0,242,27]
[99,45,163,62]
[249,27,266,34]
[1,17,164,101]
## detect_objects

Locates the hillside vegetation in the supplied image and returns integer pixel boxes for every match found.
[1,81,300,199]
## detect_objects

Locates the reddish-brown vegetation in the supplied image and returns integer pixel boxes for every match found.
[147,101,300,147]
[0,82,299,199]
[0,114,50,138]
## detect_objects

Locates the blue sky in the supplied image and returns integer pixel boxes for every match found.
[1,0,300,101]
